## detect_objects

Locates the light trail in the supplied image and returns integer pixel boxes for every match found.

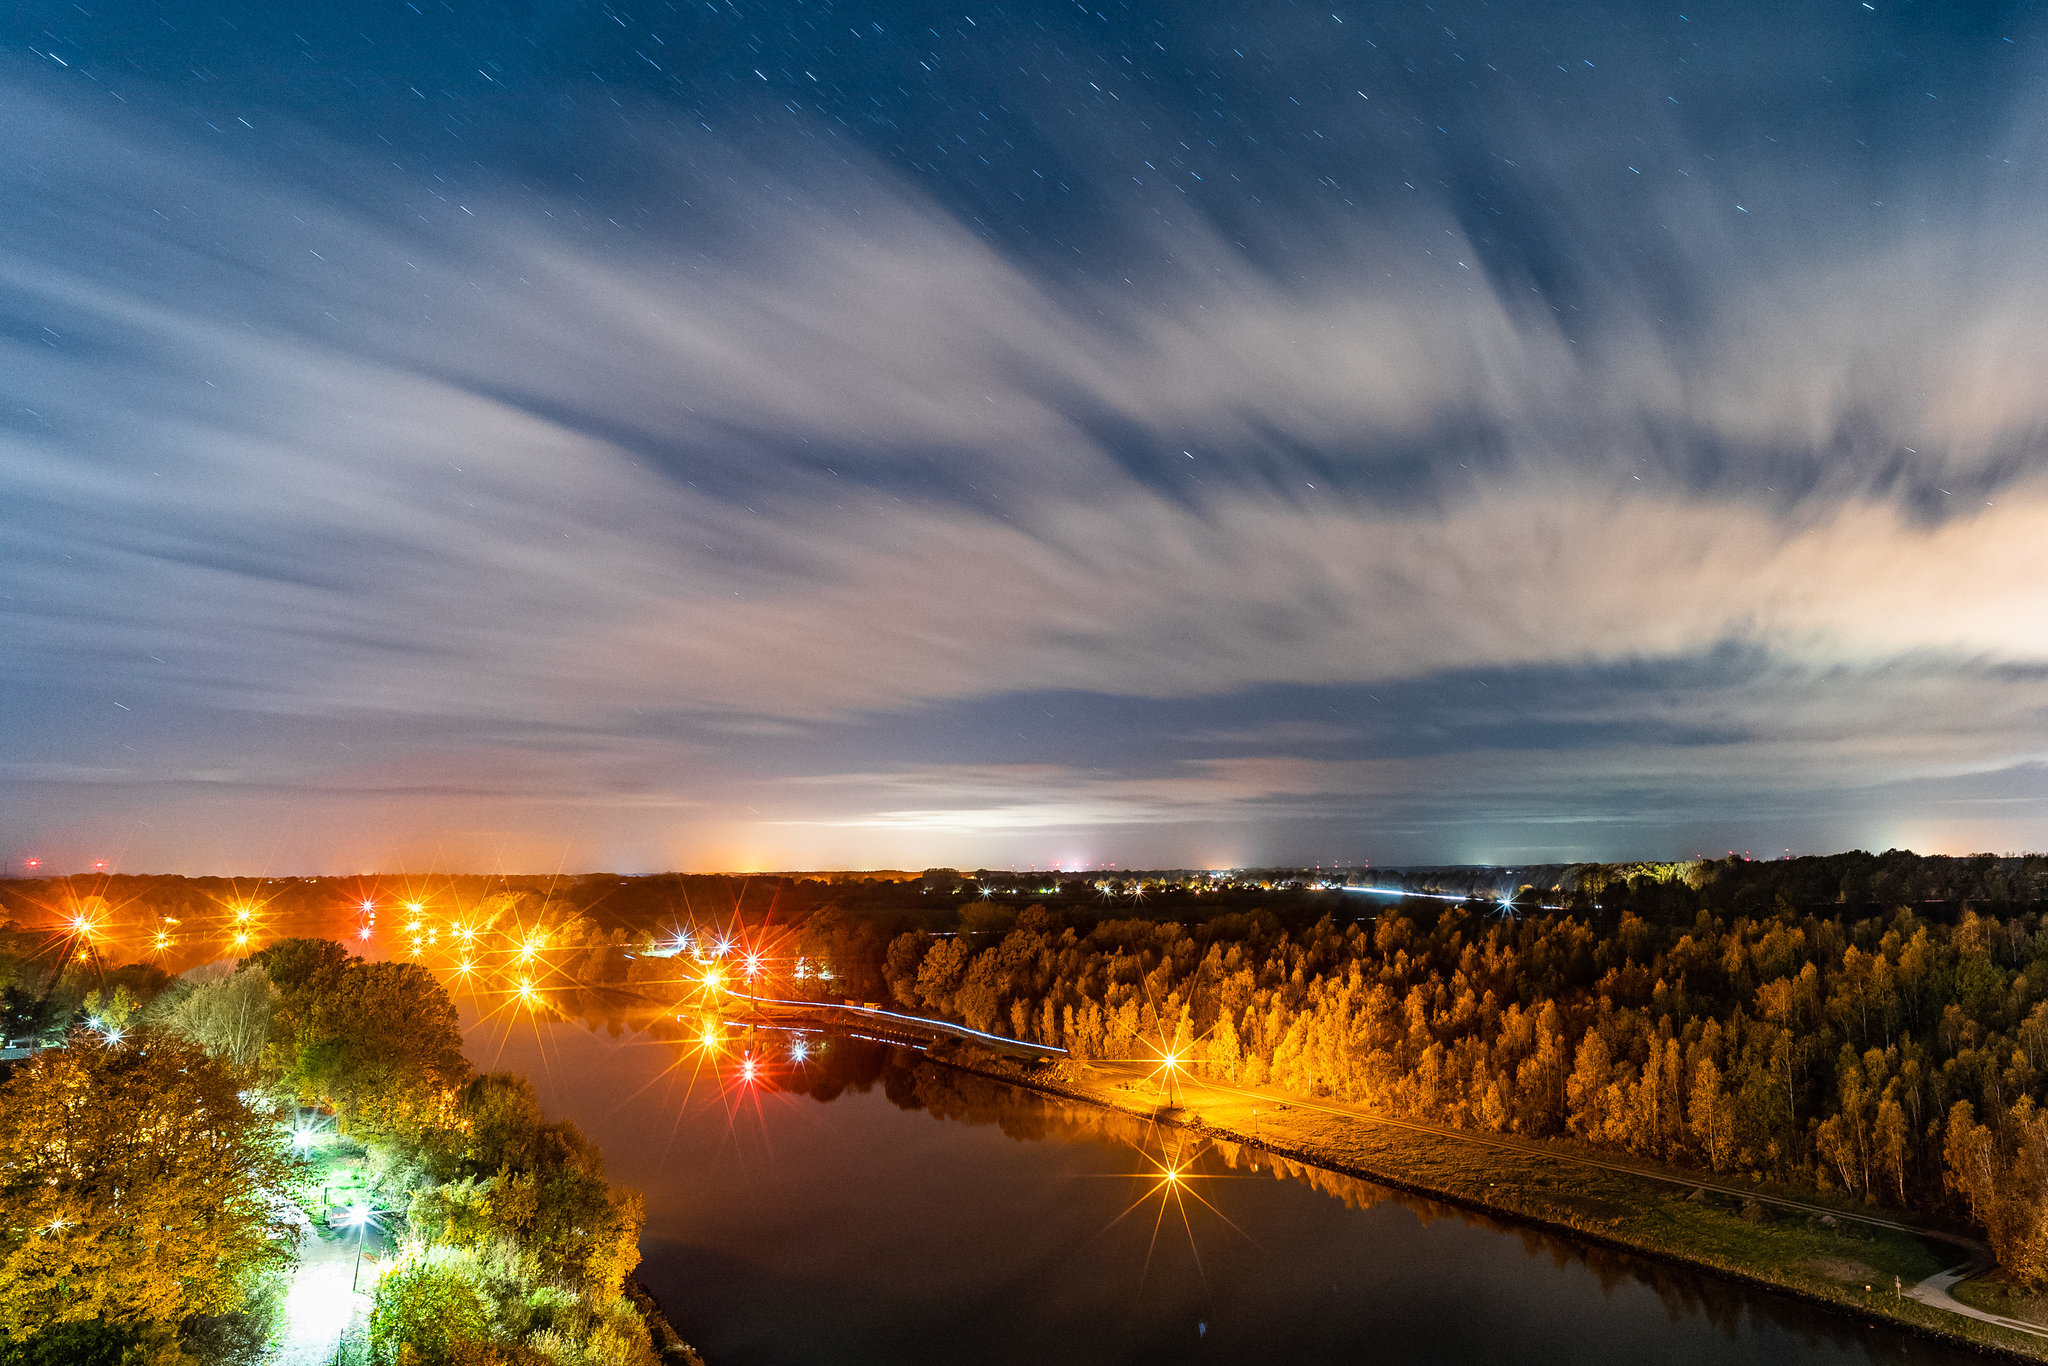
[723,989,1069,1057]
[1342,885,1562,912]
[1340,886,1475,902]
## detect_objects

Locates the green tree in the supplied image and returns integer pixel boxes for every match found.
[883,933,927,1009]
[164,966,278,1074]
[422,1074,645,1299]
[368,1257,492,1366]
[244,937,355,998]
[299,961,469,1141]
[793,907,886,1002]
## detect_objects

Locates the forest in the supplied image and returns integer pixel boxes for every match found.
[17,848,2048,1298]
[843,852,2048,1286]
[0,934,667,1366]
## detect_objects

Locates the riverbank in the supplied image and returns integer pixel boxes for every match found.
[625,1277,706,1366]
[929,1043,2048,1362]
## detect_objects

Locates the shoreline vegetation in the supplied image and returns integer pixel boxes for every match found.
[725,850,2048,1357]
[16,849,2048,1359]
[0,934,699,1366]
[774,856,2039,1359]
[934,1043,2046,1359]
[768,1034,2031,1354]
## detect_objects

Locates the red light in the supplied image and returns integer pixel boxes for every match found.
[91,861,106,871]
[22,859,38,871]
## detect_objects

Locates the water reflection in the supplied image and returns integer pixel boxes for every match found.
[783,1037,1948,1356]
[22,887,1985,1365]
[485,997,1978,1366]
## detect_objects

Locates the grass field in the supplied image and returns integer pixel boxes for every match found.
[1955,1276,2048,1329]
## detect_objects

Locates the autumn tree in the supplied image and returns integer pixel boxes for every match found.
[913,937,972,1011]
[0,1029,302,1347]
[792,906,886,1003]
[883,933,927,1008]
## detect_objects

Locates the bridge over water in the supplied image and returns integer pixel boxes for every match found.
[723,991,1067,1063]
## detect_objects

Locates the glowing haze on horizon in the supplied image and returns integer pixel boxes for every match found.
[7,3,2048,875]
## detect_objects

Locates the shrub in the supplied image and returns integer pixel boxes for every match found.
[368,1259,492,1366]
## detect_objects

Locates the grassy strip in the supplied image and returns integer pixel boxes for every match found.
[1955,1277,2048,1327]
[931,1045,2048,1362]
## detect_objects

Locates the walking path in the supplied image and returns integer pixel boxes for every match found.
[276,1230,377,1366]
[1072,1060,2048,1340]
[696,988,2046,1342]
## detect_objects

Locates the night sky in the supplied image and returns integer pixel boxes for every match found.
[7,1,2048,874]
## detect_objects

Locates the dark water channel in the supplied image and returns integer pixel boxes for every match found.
[468,1006,1985,1366]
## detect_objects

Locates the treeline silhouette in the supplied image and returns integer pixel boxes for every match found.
[861,852,2048,1285]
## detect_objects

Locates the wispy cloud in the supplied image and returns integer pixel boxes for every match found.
[8,57,2048,866]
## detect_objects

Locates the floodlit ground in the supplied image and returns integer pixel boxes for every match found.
[275,1227,380,1366]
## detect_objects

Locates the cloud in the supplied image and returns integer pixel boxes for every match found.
[9,61,2048,866]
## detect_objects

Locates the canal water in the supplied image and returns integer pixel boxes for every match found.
[467,1004,1982,1366]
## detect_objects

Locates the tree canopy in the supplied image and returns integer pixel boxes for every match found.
[0,1030,303,1344]
[877,884,2048,1288]
[242,941,468,1142]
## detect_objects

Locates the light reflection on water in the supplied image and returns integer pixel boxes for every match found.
[27,895,1996,1365]
[467,998,1982,1366]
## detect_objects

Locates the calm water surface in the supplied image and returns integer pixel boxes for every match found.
[466,1005,1981,1366]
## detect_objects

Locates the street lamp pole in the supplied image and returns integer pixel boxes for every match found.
[348,1204,370,1294]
